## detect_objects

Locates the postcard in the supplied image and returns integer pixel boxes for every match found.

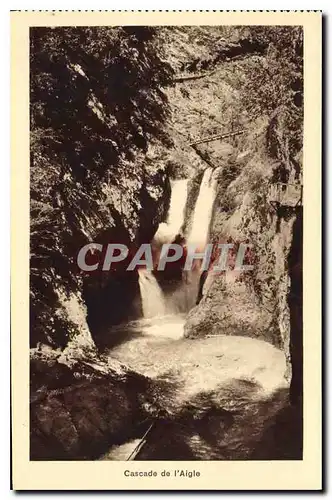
[11,10,322,491]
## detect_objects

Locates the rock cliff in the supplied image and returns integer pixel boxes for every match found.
[163,27,303,404]
[30,26,173,352]
[30,26,174,459]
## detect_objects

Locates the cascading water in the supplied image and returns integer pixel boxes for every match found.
[187,167,218,251]
[183,167,219,308]
[138,269,166,318]
[137,178,190,319]
[137,171,219,318]
[153,179,188,244]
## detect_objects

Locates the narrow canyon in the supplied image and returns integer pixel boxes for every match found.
[30,26,303,461]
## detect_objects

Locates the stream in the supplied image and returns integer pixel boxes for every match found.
[101,313,288,460]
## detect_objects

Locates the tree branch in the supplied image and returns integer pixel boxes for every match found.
[174,70,216,83]
[190,144,218,169]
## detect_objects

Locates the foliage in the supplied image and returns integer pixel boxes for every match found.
[239,27,303,160]
[31,26,173,187]
[30,26,173,346]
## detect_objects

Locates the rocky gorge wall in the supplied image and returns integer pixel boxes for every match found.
[30,27,174,353]
[184,114,303,392]
[159,26,303,403]
[30,27,174,459]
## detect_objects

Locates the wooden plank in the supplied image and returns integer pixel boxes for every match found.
[189,129,245,146]
[126,422,155,461]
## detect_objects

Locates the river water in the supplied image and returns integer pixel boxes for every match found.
[102,314,288,460]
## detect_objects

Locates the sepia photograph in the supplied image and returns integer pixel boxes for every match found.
[29,22,304,462]
[11,10,322,491]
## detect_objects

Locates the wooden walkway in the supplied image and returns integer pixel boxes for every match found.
[269,182,303,209]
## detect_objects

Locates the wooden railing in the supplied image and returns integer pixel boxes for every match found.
[269,182,303,208]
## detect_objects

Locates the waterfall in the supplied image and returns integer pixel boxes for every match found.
[153,179,188,244]
[138,269,166,318]
[138,179,189,320]
[187,168,218,250]
[137,171,218,319]
[184,167,218,307]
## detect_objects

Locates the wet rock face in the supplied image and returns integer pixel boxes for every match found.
[30,350,151,460]
[184,206,298,354]
[31,379,140,460]
[185,276,279,344]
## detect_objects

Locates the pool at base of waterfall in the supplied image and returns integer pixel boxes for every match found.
[102,313,292,461]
